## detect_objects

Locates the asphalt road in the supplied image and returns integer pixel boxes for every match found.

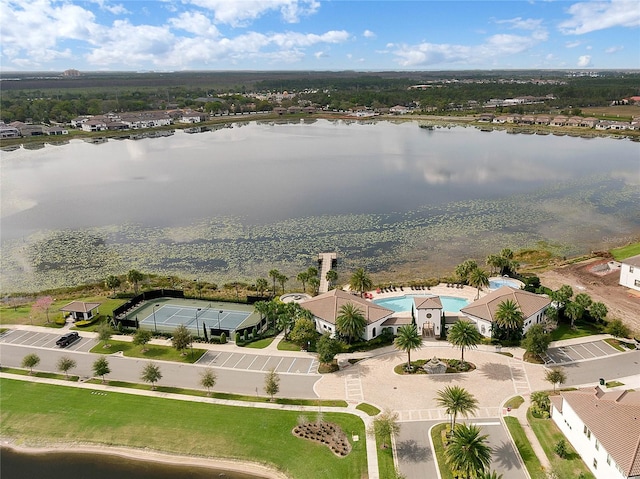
[559,349,640,387]
[0,343,321,399]
[396,420,526,479]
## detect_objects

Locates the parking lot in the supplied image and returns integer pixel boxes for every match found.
[196,351,319,375]
[542,340,621,365]
[0,329,96,352]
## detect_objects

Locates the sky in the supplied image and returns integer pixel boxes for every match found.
[1,0,638,72]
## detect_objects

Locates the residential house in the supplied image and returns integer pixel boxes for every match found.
[179,111,206,123]
[550,387,640,479]
[505,114,522,124]
[0,123,21,138]
[390,105,411,115]
[299,289,394,340]
[81,119,107,132]
[550,116,567,127]
[619,254,640,292]
[478,114,495,123]
[566,116,583,127]
[581,117,599,128]
[46,126,68,135]
[535,115,550,125]
[459,286,550,337]
[492,115,508,124]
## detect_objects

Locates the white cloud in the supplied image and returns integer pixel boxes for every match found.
[560,0,640,34]
[565,41,581,48]
[605,45,624,53]
[363,29,376,38]
[577,55,592,67]
[494,17,544,30]
[169,11,220,37]
[185,0,320,26]
[314,50,328,59]
[89,0,129,15]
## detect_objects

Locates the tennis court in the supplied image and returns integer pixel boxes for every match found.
[139,303,252,337]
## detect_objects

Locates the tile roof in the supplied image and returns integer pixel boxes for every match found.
[414,296,443,309]
[300,289,393,325]
[460,286,550,321]
[59,301,101,313]
[557,387,640,477]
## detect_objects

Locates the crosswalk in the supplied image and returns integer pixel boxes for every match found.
[345,371,364,402]
[509,360,531,395]
[396,407,501,422]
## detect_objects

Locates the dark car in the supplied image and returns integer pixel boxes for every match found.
[56,332,80,348]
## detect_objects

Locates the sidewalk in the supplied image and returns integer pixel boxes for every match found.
[506,394,551,472]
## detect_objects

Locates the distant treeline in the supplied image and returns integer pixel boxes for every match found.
[1,70,638,123]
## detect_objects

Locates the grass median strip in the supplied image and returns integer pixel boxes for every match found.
[90,339,206,363]
[503,416,546,479]
[0,378,366,479]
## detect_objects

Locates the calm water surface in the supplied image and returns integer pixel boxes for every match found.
[0,448,267,479]
[2,120,639,291]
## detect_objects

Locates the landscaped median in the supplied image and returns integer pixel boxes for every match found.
[0,378,367,479]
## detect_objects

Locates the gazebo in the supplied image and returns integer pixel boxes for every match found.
[60,301,101,321]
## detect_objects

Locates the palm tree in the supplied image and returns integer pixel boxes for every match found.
[394,324,422,371]
[297,271,309,293]
[565,302,584,328]
[589,302,608,322]
[308,276,320,295]
[574,293,592,311]
[448,320,482,363]
[445,423,492,479]
[435,385,479,431]
[127,269,144,295]
[485,254,503,276]
[455,259,478,284]
[478,471,503,479]
[255,278,268,297]
[325,269,338,290]
[277,273,288,294]
[349,268,372,297]
[336,302,366,343]
[268,269,280,297]
[495,299,524,338]
[468,268,489,300]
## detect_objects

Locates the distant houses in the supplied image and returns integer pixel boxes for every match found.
[619,254,640,292]
[489,113,637,131]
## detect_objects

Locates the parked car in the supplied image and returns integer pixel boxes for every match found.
[56,332,80,348]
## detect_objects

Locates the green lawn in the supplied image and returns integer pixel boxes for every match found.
[376,432,396,479]
[0,378,367,479]
[550,321,602,341]
[430,423,454,479]
[356,403,381,416]
[503,416,546,479]
[527,409,594,478]
[90,340,206,363]
[277,339,303,351]
[243,337,275,349]
[611,242,640,261]
[504,396,525,410]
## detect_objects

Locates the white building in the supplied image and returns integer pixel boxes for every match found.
[299,289,394,341]
[550,387,640,479]
[619,254,640,292]
[459,286,550,337]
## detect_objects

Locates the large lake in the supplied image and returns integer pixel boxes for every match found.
[2,120,639,291]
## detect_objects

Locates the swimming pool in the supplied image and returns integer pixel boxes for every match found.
[374,295,469,313]
[489,277,523,290]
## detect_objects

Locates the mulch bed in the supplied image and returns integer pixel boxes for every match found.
[292,421,352,457]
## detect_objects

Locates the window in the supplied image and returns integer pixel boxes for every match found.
[606,454,611,466]
[372,327,376,338]
[593,458,597,469]
[595,440,599,450]
[426,313,432,319]
[630,265,634,273]
[635,279,640,287]
[583,425,591,439]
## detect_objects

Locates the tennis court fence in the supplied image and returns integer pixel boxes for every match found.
[114,289,184,328]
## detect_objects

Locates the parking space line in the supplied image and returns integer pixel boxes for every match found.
[230,354,246,368]
[576,345,596,358]
[7,331,33,344]
[308,359,318,374]
[246,356,259,370]
[591,342,612,356]
[268,357,284,372]
[600,340,620,353]
[287,359,298,373]
[220,353,237,367]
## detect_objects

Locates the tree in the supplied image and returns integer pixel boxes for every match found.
[545,367,567,392]
[565,302,584,328]
[56,356,76,379]
[22,353,40,374]
[172,324,192,355]
[468,268,489,300]
[395,324,422,371]
[485,254,503,276]
[521,324,551,358]
[494,299,524,340]
[530,391,550,417]
[336,302,366,343]
[276,303,296,339]
[133,328,153,352]
[200,368,217,396]
[478,472,503,479]
[255,278,268,297]
[264,368,280,400]
[289,317,318,349]
[32,296,54,323]
[349,268,372,297]
[589,302,608,322]
[455,259,478,284]
[448,320,482,363]
[140,362,162,389]
[369,409,401,449]
[268,269,280,297]
[308,276,320,295]
[277,273,288,294]
[445,423,492,479]
[316,333,343,363]
[554,439,568,459]
[127,269,144,295]
[436,385,479,431]
[551,285,573,308]
[97,322,113,348]
[93,356,111,383]
[605,318,630,338]
[297,271,309,293]
[574,293,592,311]
[326,269,338,289]
[105,275,121,296]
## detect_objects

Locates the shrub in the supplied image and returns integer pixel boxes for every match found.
[554,439,568,458]
[220,332,227,344]
[243,329,248,341]
[235,332,241,343]
[252,326,257,338]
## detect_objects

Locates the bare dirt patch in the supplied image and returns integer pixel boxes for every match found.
[538,257,640,334]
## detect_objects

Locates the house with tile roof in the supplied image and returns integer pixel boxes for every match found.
[299,289,394,341]
[60,301,101,321]
[619,254,640,293]
[459,286,550,337]
[550,387,640,479]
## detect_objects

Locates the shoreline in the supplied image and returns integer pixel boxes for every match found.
[1,439,290,479]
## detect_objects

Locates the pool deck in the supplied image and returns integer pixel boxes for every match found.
[366,282,482,307]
